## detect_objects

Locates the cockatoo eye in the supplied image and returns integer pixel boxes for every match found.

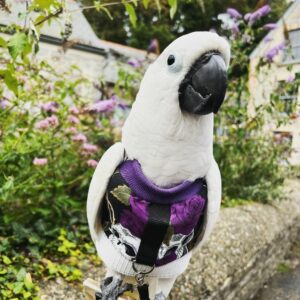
[167,54,182,72]
[167,55,175,65]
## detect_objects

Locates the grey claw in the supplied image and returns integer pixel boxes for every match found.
[98,276,134,300]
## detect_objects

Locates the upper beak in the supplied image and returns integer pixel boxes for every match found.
[179,52,227,115]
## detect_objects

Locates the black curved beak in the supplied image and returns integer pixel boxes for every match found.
[179,51,227,115]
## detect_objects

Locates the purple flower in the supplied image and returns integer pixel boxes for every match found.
[227,8,242,19]
[264,42,285,62]
[286,74,295,83]
[82,143,98,153]
[88,99,116,113]
[244,13,252,21]
[248,5,271,24]
[230,23,240,36]
[0,100,10,109]
[71,133,87,143]
[264,23,277,30]
[171,195,206,235]
[65,127,78,134]
[128,58,141,68]
[87,159,98,168]
[147,39,159,54]
[257,5,271,16]
[36,119,50,130]
[47,115,59,126]
[68,115,80,124]
[33,157,48,166]
[40,101,59,113]
[264,36,273,43]
[36,115,59,130]
[120,196,149,238]
[69,106,80,115]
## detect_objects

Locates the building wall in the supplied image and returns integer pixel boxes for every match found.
[249,3,300,165]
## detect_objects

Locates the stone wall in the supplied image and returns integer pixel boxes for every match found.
[170,179,300,300]
[40,180,300,299]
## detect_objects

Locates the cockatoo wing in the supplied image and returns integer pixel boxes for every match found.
[87,142,125,243]
[194,158,222,250]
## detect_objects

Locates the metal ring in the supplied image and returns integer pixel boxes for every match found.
[132,260,154,275]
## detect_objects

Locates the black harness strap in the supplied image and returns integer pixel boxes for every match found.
[135,203,170,266]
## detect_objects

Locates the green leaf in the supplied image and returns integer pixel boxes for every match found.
[0,36,7,47]
[17,268,26,282]
[142,0,150,8]
[7,33,30,60]
[0,69,18,94]
[168,0,177,19]
[30,0,59,10]
[100,6,113,20]
[111,185,131,206]
[2,255,12,265]
[13,282,24,294]
[124,3,137,28]
[155,0,161,12]
[94,1,101,11]
[24,273,33,290]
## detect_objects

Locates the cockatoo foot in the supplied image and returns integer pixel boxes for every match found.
[96,276,134,300]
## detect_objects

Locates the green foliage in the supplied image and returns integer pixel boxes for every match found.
[81,0,288,51]
[0,1,140,298]
[277,262,291,273]
[214,5,292,204]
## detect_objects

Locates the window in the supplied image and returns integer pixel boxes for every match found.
[284,29,300,62]
[277,76,299,115]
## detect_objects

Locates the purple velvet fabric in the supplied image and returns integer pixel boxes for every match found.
[171,194,206,235]
[120,196,149,238]
[119,160,204,204]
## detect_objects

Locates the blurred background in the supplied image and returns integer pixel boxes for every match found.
[0,0,299,299]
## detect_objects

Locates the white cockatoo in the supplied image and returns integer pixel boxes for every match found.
[87,32,230,300]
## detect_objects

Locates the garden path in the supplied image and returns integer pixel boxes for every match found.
[253,240,300,300]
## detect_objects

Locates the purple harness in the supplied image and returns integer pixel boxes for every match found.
[101,160,207,267]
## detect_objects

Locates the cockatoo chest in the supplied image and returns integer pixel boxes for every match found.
[100,159,207,268]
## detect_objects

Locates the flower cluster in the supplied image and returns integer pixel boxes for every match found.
[71,133,87,142]
[226,5,273,37]
[88,99,116,113]
[33,157,48,166]
[40,101,59,113]
[68,115,80,124]
[0,99,10,110]
[226,8,242,19]
[244,5,271,25]
[36,115,59,129]
[87,159,98,168]
[264,42,285,62]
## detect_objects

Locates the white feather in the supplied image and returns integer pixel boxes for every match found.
[86,142,125,243]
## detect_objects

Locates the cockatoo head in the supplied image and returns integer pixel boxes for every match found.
[129,32,230,120]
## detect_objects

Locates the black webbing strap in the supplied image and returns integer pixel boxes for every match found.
[135,203,170,266]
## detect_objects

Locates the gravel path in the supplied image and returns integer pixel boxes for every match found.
[253,241,300,300]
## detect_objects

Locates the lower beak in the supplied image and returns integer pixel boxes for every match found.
[179,52,227,115]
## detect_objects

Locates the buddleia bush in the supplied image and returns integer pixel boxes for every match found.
[214,5,296,204]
